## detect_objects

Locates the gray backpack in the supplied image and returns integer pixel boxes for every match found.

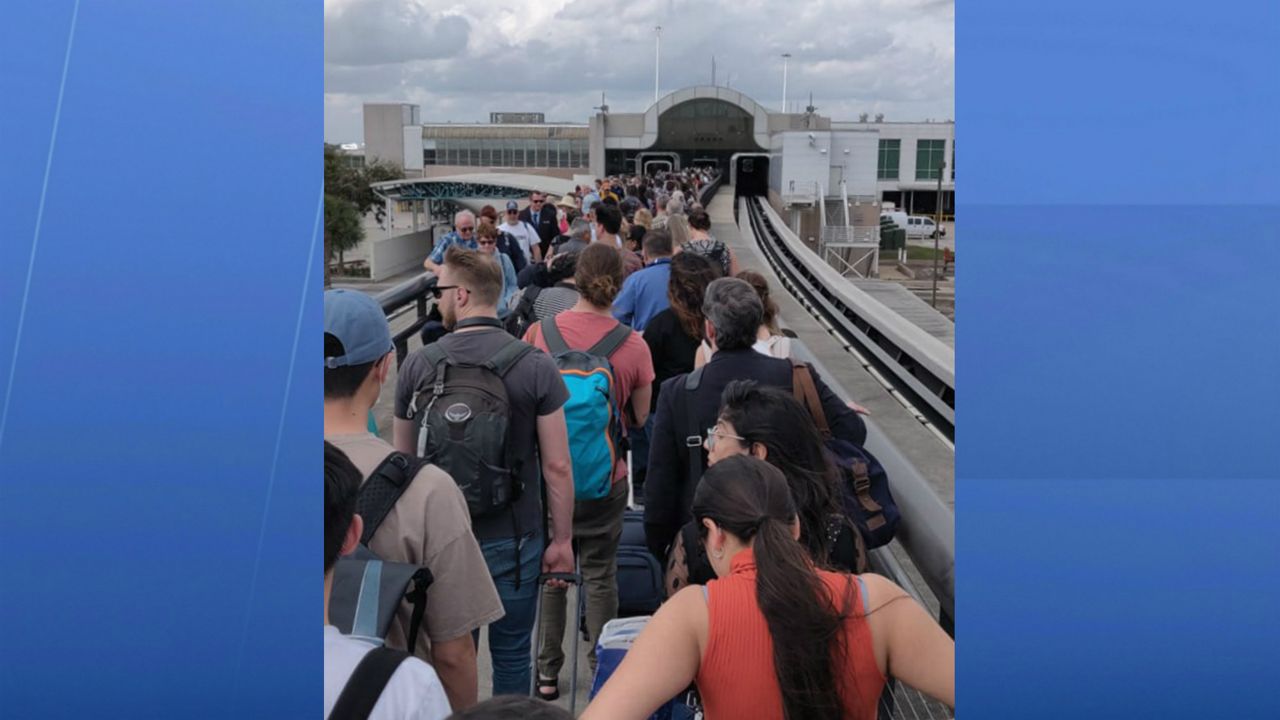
[409,330,534,518]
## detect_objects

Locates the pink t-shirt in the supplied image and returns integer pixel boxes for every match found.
[525,310,655,481]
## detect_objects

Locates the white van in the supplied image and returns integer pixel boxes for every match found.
[880,211,909,231]
[904,215,944,239]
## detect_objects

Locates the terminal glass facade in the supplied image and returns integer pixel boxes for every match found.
[916,139,946,180]
[656,99,760,151]
[424,133,589,168]
[877,139,900,180]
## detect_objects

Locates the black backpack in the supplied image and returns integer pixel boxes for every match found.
[329,452,435,653]
[504,284,545,337]
[408,323,534,518]
[792,363,900,548]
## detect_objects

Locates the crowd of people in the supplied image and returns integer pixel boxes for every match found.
[323,169,953,719]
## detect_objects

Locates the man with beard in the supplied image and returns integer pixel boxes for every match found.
[393,247,576,698]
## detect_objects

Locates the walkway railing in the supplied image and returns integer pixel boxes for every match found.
[373,271,438,367]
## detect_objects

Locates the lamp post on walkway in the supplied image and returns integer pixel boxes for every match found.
[654,26,662,103]
[781,53,791,112]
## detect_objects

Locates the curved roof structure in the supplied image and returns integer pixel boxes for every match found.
[605,86,773,151]
[371,173,576,202]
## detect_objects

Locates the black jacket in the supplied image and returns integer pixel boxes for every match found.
[643,348,866,562]
[518,206,560,253]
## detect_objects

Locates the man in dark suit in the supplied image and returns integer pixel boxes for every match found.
[517,191,560,259]
[643,277,867,562]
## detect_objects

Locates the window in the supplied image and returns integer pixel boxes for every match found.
[877,139,900,180]
[916,139,945,180]
[423,149,436,165]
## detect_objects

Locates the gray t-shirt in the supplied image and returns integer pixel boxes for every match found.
[395,327,569,541]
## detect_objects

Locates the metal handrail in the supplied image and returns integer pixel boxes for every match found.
[373,272,438,366]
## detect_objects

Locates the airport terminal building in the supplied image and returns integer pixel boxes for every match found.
[349,87,951,280]
[360,86,953,216]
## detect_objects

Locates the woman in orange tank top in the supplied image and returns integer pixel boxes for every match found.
[583,456,954,720]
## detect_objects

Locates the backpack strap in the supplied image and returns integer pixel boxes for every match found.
[487,337,535,377]
[587,322,633,359]
[682,369,706,487]
[357,452,427,544]
[791,361,831,440]
[329,646,410,720]
[848,456,886,530]
[540,314,571,355]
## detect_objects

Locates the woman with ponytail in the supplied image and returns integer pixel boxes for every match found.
[523,242,655,700]
[665,380,866,597]
[582,456,954,720]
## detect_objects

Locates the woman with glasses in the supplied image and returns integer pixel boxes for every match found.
[582,455,954,720]
[665,380,867,598]
[475,222,518,318]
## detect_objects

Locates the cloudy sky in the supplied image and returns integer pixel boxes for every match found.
[324,0,953,144]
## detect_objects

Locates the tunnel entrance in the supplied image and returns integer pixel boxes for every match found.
[735,155,769,196]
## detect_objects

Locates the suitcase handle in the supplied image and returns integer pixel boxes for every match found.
[538,571,583,585]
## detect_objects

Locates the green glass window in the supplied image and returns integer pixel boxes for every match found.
[877,139,900,180]
[916,139,946,180]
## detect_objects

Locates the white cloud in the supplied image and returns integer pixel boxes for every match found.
[324,0,953,143]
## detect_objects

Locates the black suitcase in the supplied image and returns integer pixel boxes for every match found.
[616,509,664,616]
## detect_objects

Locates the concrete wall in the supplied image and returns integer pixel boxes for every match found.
[369,228,435,281]
[829,130,880,197]
[589,114,606,177]
[777,131,834,195]
[403,126,424,172]
[364,104,417,168]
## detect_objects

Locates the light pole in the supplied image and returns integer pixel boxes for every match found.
[931,160,945,308]
[781,53,791,112]
[654,26,662,104]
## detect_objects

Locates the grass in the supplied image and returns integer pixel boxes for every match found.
[899,245,951,261]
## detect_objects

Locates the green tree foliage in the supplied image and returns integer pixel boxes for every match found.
[323,144,404,283]
[325,194,364,278]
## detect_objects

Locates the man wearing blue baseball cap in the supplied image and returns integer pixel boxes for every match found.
[324,288,503,711]
[499,199,541,265]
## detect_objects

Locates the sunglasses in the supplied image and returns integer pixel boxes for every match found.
[429,284,468,299]
[531,199,544,205]
[478,240,497,246]
[457,225,475,233]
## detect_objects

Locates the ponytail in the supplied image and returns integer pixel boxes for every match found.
[693,456,856,720]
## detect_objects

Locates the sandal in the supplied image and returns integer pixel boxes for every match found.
[536,676,560,702]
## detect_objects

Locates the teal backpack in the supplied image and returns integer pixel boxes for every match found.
[540,316,631,501]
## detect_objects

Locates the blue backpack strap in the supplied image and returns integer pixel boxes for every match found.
[587,322,633,359]
[538,314,570,355]
[856,574,871,613]
[682,369,706,487]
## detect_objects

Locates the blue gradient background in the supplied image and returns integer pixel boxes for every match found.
[958,0,1280,717]
[0,1,320,716]
[1,0,1277,717]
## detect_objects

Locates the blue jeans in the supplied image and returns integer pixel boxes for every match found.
[478,532,543,696]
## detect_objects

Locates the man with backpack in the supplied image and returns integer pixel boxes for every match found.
[325,441,452,720]
[521,243,654,701]
[324,289,504,711]
[644,278,867,564]
[393,247,576,698]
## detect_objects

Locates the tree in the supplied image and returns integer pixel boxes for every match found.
[324,144,402,227]
[325,194,363,280]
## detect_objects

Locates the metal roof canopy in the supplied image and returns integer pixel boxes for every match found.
[371,173,576,202]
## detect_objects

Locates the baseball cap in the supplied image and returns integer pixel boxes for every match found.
[324,289,392,368]
[506,200,520,212]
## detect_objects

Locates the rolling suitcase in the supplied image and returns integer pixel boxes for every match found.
[617,509,665,616]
